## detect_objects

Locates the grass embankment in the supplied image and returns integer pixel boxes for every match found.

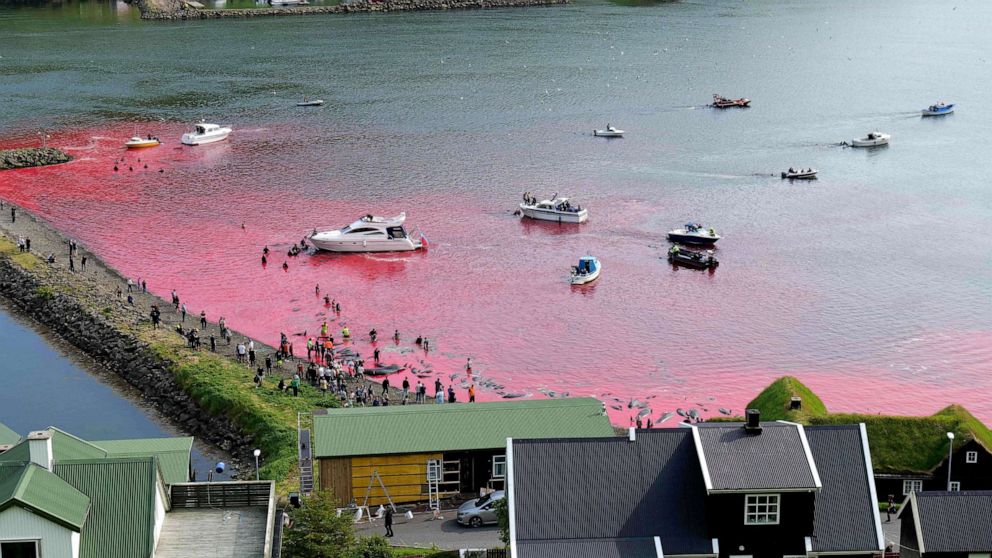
[746,376,992,474]
[0,237,42,271]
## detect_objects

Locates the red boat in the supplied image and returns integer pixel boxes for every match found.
[712,94,751,108]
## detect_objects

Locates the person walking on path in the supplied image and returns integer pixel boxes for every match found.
[384,507,394,538]
[886,494,895,522]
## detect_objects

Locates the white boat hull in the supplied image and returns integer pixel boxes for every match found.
[310,237,422,253]
[851,133,890,147]
[181,129,231,146]
[571,267,600,285]
[594,130,624,137]
[519,203,588,223]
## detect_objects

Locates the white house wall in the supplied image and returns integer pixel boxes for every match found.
[0,506,77,558]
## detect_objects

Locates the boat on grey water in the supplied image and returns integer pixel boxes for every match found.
[666,223,720,245]
[310,213,425,253]
[180,122,232,146]
[593,124,624,137]
[782,167,818,179]
[850,131,890,147]
[519,193,589,223]
[711,94,750,108]
[570,255,601,285]
[667,245,719,270]
[297,97,324,107]
[921,102,954,116]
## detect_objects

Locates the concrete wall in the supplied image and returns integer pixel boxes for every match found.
[0,506,77,558]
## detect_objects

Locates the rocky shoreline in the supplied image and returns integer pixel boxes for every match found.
[0,148,72,170]
[139,0,567,20]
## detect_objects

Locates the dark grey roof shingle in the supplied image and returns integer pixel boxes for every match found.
[915,491,992,552]
[512,431,712,555]
[516,538,657,558]
[805,425,882,552]
[695,423,817,491]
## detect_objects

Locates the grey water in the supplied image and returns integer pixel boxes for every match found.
[0,303,234,479]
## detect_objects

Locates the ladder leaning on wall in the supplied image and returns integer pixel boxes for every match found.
[427,459,442,511]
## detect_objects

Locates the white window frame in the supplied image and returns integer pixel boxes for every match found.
[950,481,961,492]
[966,451,978,464]
[903,479,923,495]
[492,455,507,479]
[744,494,780,525]
[0,539,41,558]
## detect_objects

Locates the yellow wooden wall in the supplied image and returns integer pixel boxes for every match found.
[350,452,442,506]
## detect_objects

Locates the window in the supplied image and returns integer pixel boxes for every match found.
[950,482,961,492]
[0,541,40,558]
[492,455,507,479]
[966,451,978,464]
[745,494,780,525]
[903,480,923,495]
[968,554,991,558]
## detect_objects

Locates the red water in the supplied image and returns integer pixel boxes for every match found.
[3,123,991,425]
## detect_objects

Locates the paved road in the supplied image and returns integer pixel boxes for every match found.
[355,509,500,551]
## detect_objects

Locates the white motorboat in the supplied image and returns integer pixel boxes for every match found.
[593,125,624,138]
[270,0,309,5]
[180,122,232,146]
[570,256,601,285]
[297,98,324,107]
[519,193,588,224]
[921,102,954,116]
[125,136,160,149]
[310,213,424,253]
[850,131,890,147]
[781,167,818,179]
[667,223,721,245]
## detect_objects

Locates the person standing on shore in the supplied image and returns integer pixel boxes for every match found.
[435,389,444,404]
[25,238,30,252]
[381,377,390,396]
[236,342,246,363]
[200,311,207,329]
[69,256,75,272]
[291,374,300,397]
[447,385,456,404]
[81,255,86,270]
[384,507,394,538]
[415,380,424,403]
[10,206,15,223]
[402,378,409,399]
[181,303,187,322]
[265,355,272,375]
[141,280,146,293]
[434,378,442,399]
[373,347,380,365]
[468,384,475,403]
[210,335,216,352]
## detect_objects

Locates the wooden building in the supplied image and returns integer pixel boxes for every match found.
[898,491,992,558]
[311,398,614,506]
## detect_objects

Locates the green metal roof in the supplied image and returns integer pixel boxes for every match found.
[0,422,19,446]
[92,437,193,485]
[0,441,30,463]
[49,428,110,460]
[56,457,158,558]
[312,398,615,458]
[0,463,90,531]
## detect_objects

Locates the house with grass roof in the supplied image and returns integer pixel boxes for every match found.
[744,377,992,501]
[0,423,276,558]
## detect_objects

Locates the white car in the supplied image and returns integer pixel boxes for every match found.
[456,491,505,527]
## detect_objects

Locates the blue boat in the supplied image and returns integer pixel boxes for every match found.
[922,102,954,116]
[570,256,601,285]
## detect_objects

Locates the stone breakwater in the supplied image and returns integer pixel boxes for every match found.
[0,256,251,473]
[140,0,568,20]
[0,148,72,170]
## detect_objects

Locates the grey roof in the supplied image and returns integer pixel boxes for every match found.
[805,425,883,552]
[512,431,712,556]
[695,422,818,491]
[517,538,658,558]
[913,491,992,552]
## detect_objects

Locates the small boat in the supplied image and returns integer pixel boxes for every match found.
[180,122,232,146]
[712,94,750,108]
[921,102,954,116]
[269,0,309,5]
[297,98,324,107]
[570,256,601,285]
[668,245,719,270]
[519,193,588,224]
[666,223,720,245]
[850,131,890,147]
[593,125,624,138]
[781,168,818,179]
[310,213,424,253]
[125,136,160,149]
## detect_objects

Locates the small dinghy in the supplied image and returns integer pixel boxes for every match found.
[781,167,818,179]
[297,98,324,107]
[921,102,954,116]
[668,245,719,270]
[570,255,601,285]
[850,131,890,147]
[125,136,161,149]
[667,223,720,245]
[593,124,624,138]
[712,94,750,108]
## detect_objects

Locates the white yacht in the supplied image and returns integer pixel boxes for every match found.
[593,125,624,138]
[180,122,232,146]
[850,131,890,147]
[519,193,588,224]
[667,223,721,245]
[310,213,424,253]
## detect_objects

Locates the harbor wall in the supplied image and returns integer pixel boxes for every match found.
[139,0,568,20]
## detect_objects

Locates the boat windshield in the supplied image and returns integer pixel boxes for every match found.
[195,125,206,134]
[386,226,407,239]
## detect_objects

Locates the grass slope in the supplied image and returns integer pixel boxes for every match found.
[745,375,828,421]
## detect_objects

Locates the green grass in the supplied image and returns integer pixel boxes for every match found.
[0,237,42,271]
[392,548,459,557]
[748,377,992,474]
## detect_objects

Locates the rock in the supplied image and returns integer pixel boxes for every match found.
[0,148,72,170]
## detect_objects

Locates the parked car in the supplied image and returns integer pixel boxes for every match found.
[456,490,505,527]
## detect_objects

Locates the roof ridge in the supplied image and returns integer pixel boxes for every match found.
[14,463,34,499]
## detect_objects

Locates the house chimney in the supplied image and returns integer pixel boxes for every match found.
[744,409,762,434]
[628,427,636,442]
[790,397,802,410]
[27,431,53,470]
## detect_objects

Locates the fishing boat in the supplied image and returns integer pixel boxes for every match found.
[593,125,624,138]
[781,167,818,179]
[921,102,954,116]
[666,223,720,245]
[668,245,719,270]
[850,131,890,147]
[297,98,324,107]
[519,193,588,224]
[124,136,161,149]
[310,213,424,253]
[570,256,601,285]
[180,122,232,146]
[712,94,750,108]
